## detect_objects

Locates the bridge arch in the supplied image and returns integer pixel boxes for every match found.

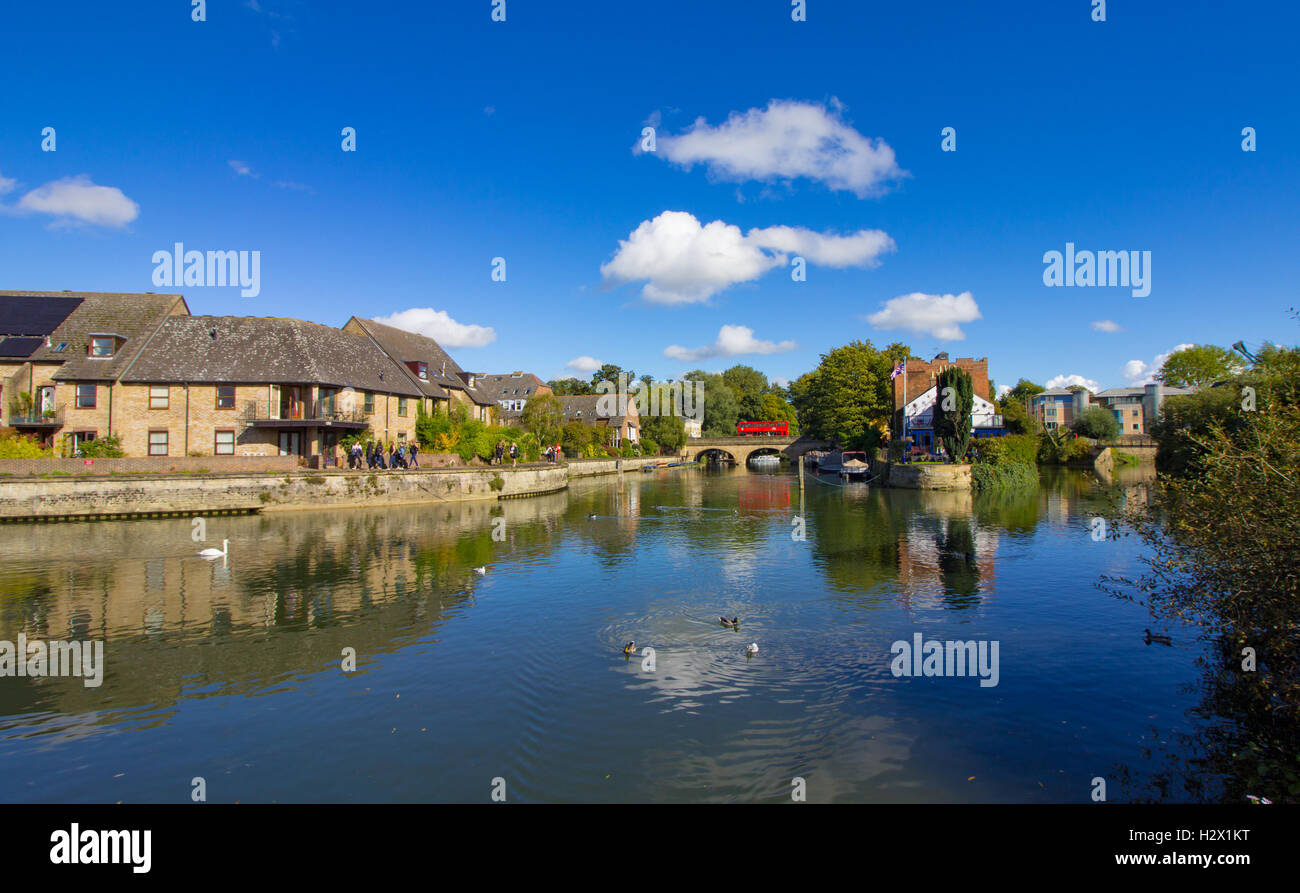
[678,435,831,470]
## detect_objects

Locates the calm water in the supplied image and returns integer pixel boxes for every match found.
[0,464,1212,803]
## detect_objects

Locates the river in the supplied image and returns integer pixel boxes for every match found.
[0,463,1214,803]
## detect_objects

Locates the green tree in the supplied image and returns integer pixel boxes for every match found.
[547,378,595,396]
[788,340,913,450]
[520,393,566,446]
[721,364,769,420]
[1071,405,1120,440]
[641,413,686,453]
[1157,344,1247,389]
[934,366,973,462]
[1008,379,1045,402]
[758,393,799,434]
[683,370,740,436]
[591,364,632,388]
[997,395,1038,435]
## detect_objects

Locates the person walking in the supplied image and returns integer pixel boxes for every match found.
[495,441,504,466]
[397,442,406,469]
[409,441,419,468]
[509,442,518,466]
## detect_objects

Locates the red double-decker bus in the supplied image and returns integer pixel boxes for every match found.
[737,420,789,436]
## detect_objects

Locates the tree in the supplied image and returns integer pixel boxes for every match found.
[548,378,594,396]
[1071,405,1119,440]
[641,414,686,453]
[933,366,973,462]
[1008,379,1044,402]
[997,395,1038,435]
[520,393,566,446]
[1157,344,1247,389]
[758,393,799,434]
[788,340,913,450]
[721,364,769,421]
[683,370,739,436]
[591,364,632,388]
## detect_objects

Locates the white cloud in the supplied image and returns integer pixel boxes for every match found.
[373,308,496,349]
[601,210,894,304]
[865,291,981,341]
[0,171,16,195]
[654,99,905,197]
[1045,374,1101,392]
[1123,343,1195,386]
[14,175,139,228]
[770,376,791,390]
[565,356,602,373]
[996,384,1013,399]
[1091,319,1122,333]
[228,160,257,177]
[664,325,798,362]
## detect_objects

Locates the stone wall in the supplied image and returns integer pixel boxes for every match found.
[0,464,568,519]
[0,454,299,477]
[886,462,972,490]
[566,456,663,477]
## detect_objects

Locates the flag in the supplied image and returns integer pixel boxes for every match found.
[889,361,906,381]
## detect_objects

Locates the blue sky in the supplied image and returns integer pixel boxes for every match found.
[2,0,1297,393]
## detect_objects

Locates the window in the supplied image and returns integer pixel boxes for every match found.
[398,397,408,417]
[417,362,428,380]
[364,392,375,414]
[90,337,114,358]
[53,342,68,352]
[216,385,235,409]
[148,430,169,456]
[214,430,235,455]
[149,385,169,409]
[71,431,96,452]
[76,384,96,408]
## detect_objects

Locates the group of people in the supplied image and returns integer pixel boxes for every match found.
[348,440,418,470]
[544,443,563,463]
[493,441,518,465]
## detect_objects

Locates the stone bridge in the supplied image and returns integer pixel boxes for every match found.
[679,436,830,467]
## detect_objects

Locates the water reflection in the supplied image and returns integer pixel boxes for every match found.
[0,463,1206,803]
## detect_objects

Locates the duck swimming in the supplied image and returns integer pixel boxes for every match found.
[745,642,759,656]
[198,539,228,559]
[719,616,739,627]
[587,513,597,520]
[1143,628,1172,646]
[473,566,486,575]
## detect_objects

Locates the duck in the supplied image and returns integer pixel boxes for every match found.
[623,641,636,655]
[587,513,598,520]
[719,616,739,628]
[473,566,486,575]
[1143,628,1172,646]
[198,539,228,559]
[745,642,759,656]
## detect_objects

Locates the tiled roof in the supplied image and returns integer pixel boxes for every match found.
[480,372,548,401]
[12,291,191,382]
[559,394,637,424]
[121,315,423,396]
[346,317,493,400]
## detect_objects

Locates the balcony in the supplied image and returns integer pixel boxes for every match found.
[239,400,369,429]
[7,407,64,429]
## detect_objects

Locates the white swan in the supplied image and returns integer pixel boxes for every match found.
[198,539,228,559]
[473,566,486,575]
[745,642,759,656]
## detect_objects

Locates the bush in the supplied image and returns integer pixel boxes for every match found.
[77,434,125,458]
[972,434,1038,466]
[1071,406,1120,440]
[971,461,1038,492]
[0,433,52,458]
[640,436,659,456]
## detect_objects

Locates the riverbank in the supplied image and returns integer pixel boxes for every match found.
[0,454,671,521]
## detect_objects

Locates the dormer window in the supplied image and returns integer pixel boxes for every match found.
[90,336,115,358]
[417,362,428,380]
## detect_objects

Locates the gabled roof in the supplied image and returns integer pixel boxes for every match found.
[344,316,485,400]
[121,315,422,395]
[6,291,192,381]
[479,372,548,401]
[559,394,638,424]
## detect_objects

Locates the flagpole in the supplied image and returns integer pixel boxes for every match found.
[902,360,907,460]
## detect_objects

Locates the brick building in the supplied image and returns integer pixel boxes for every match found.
[892,353,1005,452]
